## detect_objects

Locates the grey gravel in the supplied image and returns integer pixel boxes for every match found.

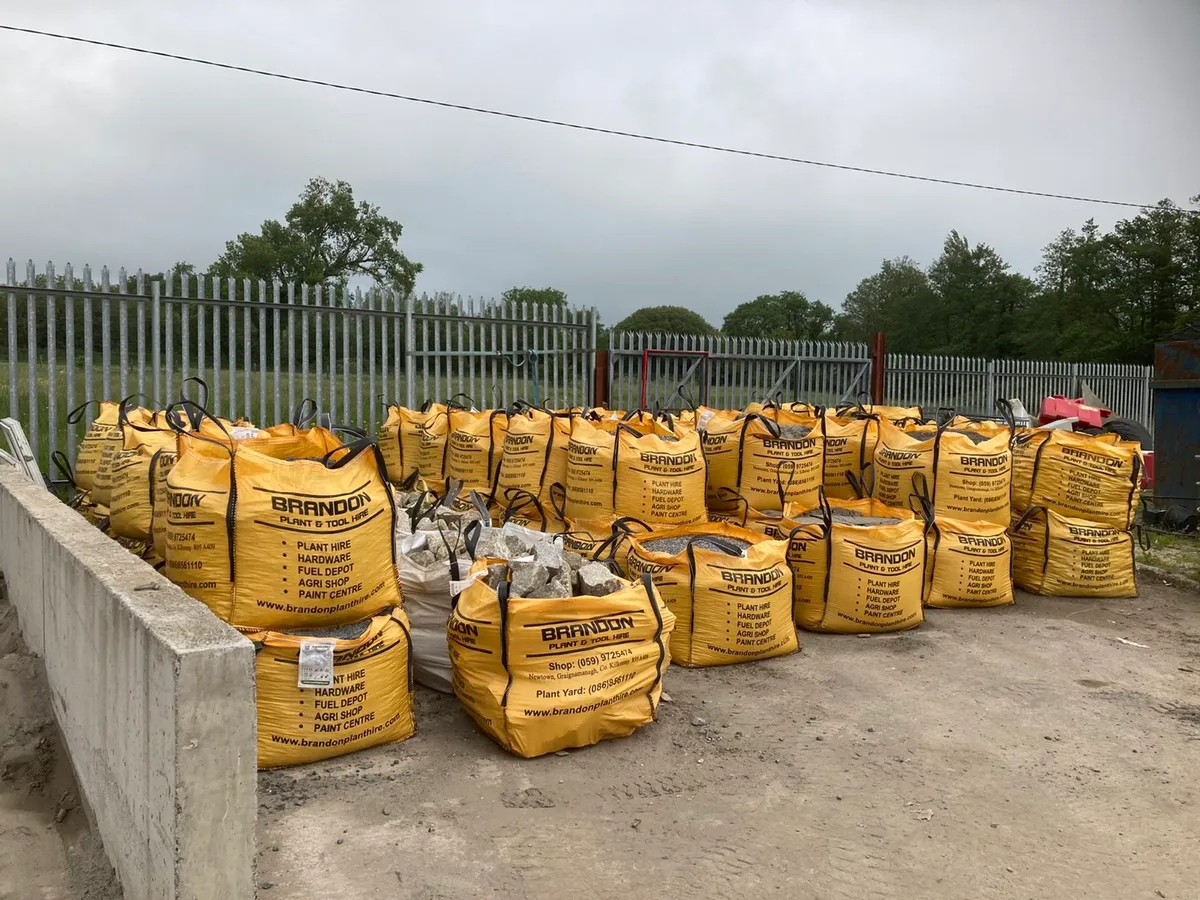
[286,619,374,640]
[775,424,812,439]
[563,550,585,570]
[907,428,989,444]
[487,563,509,586]
[641,536,752,556]
[792,507,902,528]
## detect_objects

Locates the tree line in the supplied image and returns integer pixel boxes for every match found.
[614,195,1199,366]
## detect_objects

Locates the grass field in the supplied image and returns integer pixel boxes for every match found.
[0,357,592,480]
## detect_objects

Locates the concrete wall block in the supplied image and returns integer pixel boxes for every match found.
[0,468,256,900]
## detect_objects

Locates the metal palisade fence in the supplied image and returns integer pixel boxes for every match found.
[2,258,597,480]
[608,331,872,411]
[608,331,1153,427]
[885,354,1153,425]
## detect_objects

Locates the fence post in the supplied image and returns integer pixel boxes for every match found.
[594,350,610,408]
[870,332,887,404]
[151,280,162,405]
[1069,362,1080,396]
[404,292,415,409]
[986,359,996,412]
[589,309,598,407]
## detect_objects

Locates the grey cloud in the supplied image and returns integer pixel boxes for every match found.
[0,0,1196,328]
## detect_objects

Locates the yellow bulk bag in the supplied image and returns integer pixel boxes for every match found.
[871,419,935,510]
[928,425,1012,526]
[696,407,741,509]
[823,414,879,500]
[626,523,797,667]
[378,400,447,487]
[924,515,1013,609]
[150,446,177,561]
[414,408,450,488]
[90,401,153,507]
[165,428,401,630]
[563,413,657,521]
[444,406,508,497]
[613,421,707,527]
[109,412,177,542]
[734,412,825,512]
[250,609,415,769]
[494,407,573,504]
[1011,507,1137,597]
[1010,430,1142,530]
[447,562,674,758]
[785,494,925,633]
[1010,427,1042,511]
[68,400,121,493]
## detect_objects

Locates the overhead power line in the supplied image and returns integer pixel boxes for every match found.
[0,22,1189,214]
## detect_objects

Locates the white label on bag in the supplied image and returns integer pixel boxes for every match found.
[230,426,264,440]
[297,640,335,688]
[449,571,485,597]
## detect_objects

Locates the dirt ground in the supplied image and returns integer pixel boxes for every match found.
[0,588,123,900]
[257,579,1200,900]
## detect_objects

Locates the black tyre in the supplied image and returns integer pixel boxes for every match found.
[1098,416,1153,450]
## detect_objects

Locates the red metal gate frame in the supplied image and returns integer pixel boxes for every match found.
[639,348,710,410]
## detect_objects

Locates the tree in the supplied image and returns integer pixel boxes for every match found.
[1026,198,1200,364]
[613,306,716,336]
[926,231,1035,358]
[723,291,835,340]
[501,286,568,307]
[835,257,939,350]
[211,177,422,295]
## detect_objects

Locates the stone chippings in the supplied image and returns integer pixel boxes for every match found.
[906,428,989,445]
[286,619,373,640]
[792,507,902,528]
[641,536,752,556]
[774,424,812,439]
[470,533,607,598]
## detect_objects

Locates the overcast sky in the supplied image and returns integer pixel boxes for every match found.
[1,0,1196,326]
